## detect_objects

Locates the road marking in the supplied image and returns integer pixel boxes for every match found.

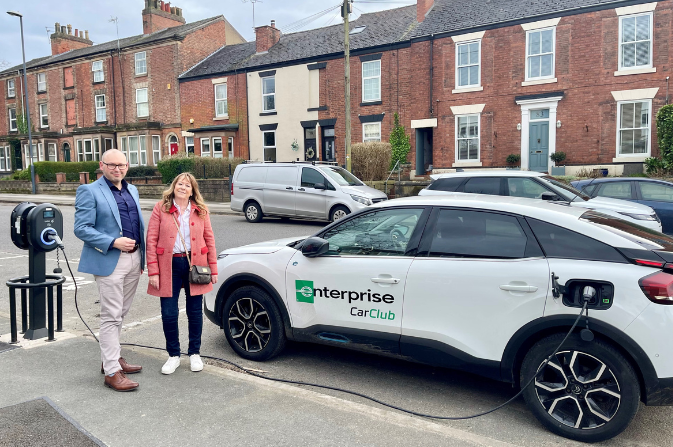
[0,255,28,260]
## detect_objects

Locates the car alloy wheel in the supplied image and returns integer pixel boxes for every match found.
[534,350,621,429]
[228,297,271,353]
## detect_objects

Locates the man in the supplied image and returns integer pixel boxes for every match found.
[74,149,145,391]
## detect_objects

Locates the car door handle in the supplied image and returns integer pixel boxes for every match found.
[286,186,293,190]
[298,188,305,191]
[371,277,400,284]
[499,284,538,293]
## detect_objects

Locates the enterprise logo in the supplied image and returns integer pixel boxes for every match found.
[296,280,315,303]
[295,280,395,304]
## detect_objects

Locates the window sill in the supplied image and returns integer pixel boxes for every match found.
[93,81,105,85]
[135,73,148,78]
[260,111,277,116]
[96,121,108,125]
[452,86,483,94]
[37,90,47,94]
[614,67,656,76]
[308,106,328,112]
[452,161,483,167]
[7,96,16,100]
[360,100,382,106]
[521,78,557,86]
[613,156,649,163]
[63,86,74,90]
[213,116,229,121]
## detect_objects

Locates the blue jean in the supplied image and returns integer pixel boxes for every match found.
[160,257,203,357]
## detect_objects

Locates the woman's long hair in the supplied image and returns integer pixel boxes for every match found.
[161,173,209,218]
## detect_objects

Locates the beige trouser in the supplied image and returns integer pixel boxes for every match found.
[95,251,142,375]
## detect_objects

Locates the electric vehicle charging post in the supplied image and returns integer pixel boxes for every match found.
[7,202,66,342]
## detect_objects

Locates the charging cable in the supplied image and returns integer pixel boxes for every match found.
[58,244,589,420]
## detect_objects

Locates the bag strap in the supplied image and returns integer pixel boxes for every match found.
[172,213,192,268]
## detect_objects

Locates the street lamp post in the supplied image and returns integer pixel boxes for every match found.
[7,10,36,195]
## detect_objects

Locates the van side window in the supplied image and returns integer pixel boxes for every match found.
[266,167,298,185]
[237,167,267,183]
[527,218,626,263]
[301,168,328,188]
[427,177,464,192]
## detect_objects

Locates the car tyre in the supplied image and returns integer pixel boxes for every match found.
[520,333,640,443]
[222,286,286,361]
[244,201,263,223]
[330,205,350,222]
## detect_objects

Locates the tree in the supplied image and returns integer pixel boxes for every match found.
[657,104,673,166]
[389,112,410,169]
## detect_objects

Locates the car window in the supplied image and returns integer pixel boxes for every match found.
[301,168,327,188]
[265,167,297,185]
[463,178,501,195]
[640,182,673,203]
[541,176,590,201]
[580,184,599,196]
[506,178,550,199]
[427,177,464,192]
[597,182,632,199]
[321,208,424,256]
[527,218,626,263]
[428,209,529,258]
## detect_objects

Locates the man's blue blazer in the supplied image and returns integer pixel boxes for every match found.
[74,176,146,277]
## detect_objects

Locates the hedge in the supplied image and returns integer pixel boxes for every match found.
[33,161,99,182]
[157,153,244,183]
[351,142,392,181]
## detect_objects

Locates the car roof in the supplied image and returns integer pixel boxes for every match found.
[572,177,672,185]
[237,163,341,169]
[430,171,546,180]
[369,194,644,249]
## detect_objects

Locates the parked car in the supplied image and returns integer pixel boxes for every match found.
[419,171,662,232]
[230,162,388,223]
[205,194,673,442]
[571,177,673,234]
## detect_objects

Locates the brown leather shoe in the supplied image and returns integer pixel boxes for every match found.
[104,371,139,392]
[101,357,143,374]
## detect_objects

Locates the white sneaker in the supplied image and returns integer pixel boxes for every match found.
[190,354,203,372]
[161,356,181,375]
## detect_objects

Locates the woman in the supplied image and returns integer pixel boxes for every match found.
[146,173,218,374]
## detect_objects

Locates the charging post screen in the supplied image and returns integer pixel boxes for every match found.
[43,210,55,219]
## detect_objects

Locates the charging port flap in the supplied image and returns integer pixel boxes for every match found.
[562,280,614,310]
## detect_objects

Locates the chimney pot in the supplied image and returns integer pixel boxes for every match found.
[67,24,72,35]
[170,6,176,14]
[85,30,89,40]
[74,28,78,37]
[55,22,60,33]
[271,20,275,27]
[61,26,66,33]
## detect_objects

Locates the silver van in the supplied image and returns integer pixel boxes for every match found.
[231,163,388,223]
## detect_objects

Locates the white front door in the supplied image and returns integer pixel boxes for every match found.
[402,208,549,365]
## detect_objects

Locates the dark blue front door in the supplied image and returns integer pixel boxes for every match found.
[528,121,549,172]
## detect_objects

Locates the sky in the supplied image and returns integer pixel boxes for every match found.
[0,0,416,69]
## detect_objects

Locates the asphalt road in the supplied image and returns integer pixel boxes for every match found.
[0,203,671,447]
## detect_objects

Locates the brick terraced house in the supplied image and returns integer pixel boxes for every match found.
[0,0,244,175]
[180,0,672,176]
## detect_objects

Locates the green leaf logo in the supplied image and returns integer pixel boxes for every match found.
[296,280,314,303]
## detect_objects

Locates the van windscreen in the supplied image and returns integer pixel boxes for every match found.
[321,167,363,186]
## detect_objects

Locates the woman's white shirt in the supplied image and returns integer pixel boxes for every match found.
[173,200,192,253]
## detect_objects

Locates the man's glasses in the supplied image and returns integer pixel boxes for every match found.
[102,162,128,170]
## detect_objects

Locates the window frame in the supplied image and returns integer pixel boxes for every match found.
[200,138,210,156]
[361,60,381,103]
[455,39,482,89]
[47,143,57,162]
[263,130,276,162]
[7,79,15,98]
[95,94,106,122]
[525,27,556,81]
[24,143,38,166]
[228,136,234,158]
[136,88,149,118]
[213,137,223,158]
[214,83,228,118]
[39,103,49,128]
[8,107,17,132]
[616,99,652,157]
[455,113,481,162]
[92,60,104,82]
[134,51,147,75]
[37,73,47,92]
[262,76,275,112]
[0,146,10,171]
[618,12,653,72]
[363,122,382,142]
[152,135,161,165]
[127,136,140,167]
[139,135,147,166]
[185,136,194,154]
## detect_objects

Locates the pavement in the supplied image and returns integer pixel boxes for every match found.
[0,316,515,447]
[0,193,242,216]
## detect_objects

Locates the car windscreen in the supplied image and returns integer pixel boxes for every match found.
[580,210,673,251]
[321,166,364,186]
[541,176,590,201]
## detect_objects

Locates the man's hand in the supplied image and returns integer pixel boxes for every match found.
[149,275,160,289]
[113,237,136,252]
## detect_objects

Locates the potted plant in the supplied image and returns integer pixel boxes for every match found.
[550,151,566,175]
[506,154,521,170]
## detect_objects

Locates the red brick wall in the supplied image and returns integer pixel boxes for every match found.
[255,25,281,53]
[179,72,249,159]
[142,11,185,34]
[179,20,228,73]
[51,37,92,56]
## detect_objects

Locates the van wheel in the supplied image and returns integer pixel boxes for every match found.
[330,205,350,222]
[223,286,286,361]
[244,202,263,223]
[520,334,640,443]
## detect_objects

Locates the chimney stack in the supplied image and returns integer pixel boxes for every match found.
[143,0,185,34]
[50,22,93,55]
[416,0,434,22]
[255,20,281,54]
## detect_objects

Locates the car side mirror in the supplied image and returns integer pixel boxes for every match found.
[314,183,326,190]
[541,192,561,201]
[301,237,330,257]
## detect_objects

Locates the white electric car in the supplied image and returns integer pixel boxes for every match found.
[205,195,673,442]
[419,171,663,232]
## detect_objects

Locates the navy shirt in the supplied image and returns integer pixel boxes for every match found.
[104,177,141,249]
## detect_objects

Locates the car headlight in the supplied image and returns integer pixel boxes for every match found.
[217,253,229,260]
[350,195,372,206]
[618,212,658,221]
